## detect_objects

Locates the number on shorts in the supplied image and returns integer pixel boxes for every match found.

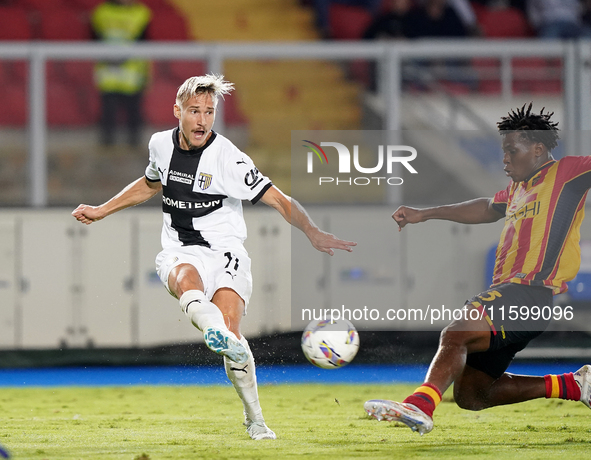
[224,252,239,271]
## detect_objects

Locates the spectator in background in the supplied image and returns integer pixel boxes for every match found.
[406,0,471,88]
[405,0,467,38]
[447,0,482,36]
[363,0,414,39]
[92,0,152,147]
[583,0,591,31]
[526,0,591,39]
[314,0,383,38]
[362,0,413,91]
[472,0,526,12]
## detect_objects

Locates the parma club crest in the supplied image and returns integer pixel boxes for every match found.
[198,173,213,190]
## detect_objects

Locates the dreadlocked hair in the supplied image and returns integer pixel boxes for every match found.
[497,102,560,151]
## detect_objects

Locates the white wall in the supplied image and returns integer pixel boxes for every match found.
[1,205,589,349]
[0,207,292,349]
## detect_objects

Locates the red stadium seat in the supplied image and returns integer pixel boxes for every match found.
[63,61,95,86]
[0,7,34,40]
[477,7,532,38]
[39,8,91,40]
[47,80,87,126]
[145,8,190,40]
[349,59,372,88]
[67,0,104,11]
[328,4,373,40]
[0,62,10,87]
[17,0,68,10]
[77,84,101,125]
[167,60,207,81]
[5,61,28,82]
[0,81,27,126]
[512,57,562,95]
[469,1,487,19]
[472,57,500,94]
[144,80,179,126]
[223,92,248,126]
[46,61,66,83]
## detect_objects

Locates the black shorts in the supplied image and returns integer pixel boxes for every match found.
[465,283,553,379]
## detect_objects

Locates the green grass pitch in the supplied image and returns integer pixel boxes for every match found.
[0,383,589,459]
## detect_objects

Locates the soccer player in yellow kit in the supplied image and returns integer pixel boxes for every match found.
[365,103,591,434]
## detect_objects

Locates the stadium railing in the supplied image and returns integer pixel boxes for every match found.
[1,39,590,207]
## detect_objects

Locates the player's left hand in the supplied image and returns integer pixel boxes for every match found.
[309,230,356,256]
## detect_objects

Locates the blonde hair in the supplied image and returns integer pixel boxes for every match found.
[176,74,234,107]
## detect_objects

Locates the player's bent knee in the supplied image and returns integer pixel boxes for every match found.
[453,385,488,411]
[454,395,487,411]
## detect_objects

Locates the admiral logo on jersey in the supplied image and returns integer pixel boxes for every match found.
[169,170,194,185]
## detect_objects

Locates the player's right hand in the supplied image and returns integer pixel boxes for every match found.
[392,206,423,231]
[71,204,104,225]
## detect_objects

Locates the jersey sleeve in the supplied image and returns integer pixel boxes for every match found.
[491,185,509,215]
[144,136,161,182]
[560,156,591,191]
[223,150,273,203]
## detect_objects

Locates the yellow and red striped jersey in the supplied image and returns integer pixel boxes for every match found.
[491,156,591,294]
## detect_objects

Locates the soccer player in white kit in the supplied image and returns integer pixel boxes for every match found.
[72,74,356,440]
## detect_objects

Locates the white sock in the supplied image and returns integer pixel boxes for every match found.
[179,290,227,332]
[224,336,264,424]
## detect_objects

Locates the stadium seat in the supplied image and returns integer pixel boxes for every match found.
[17,0,68,10]
[63,61,95,86]
[47,61,94,87]
[77,84,101,125]
[6,61,28,83]
[0,81,27,126]
[67,0,104,11]
[477,7,532,38]
[46,61,66,84]
[469,1,487,19]
[472,57,501,94]
[39,8,91,41]
[143,80,179,126]
[512,57,562,95]
[0,62,9,87]
[47,81,87,127]
[223,92,248,126]
[0,7,34,40]
[349,59,372,88]
[167,60,207,81]
[328,4,373,40]
[145,8,190,40]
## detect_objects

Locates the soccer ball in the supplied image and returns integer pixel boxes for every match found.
[301,319,360,369]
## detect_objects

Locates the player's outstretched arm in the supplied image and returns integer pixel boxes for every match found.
[393,197,503,231]
[260,186,356,256]
[72,177,162,225]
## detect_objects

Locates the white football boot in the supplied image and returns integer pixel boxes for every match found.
[245,420,276,440]
[574,365,591,409]
[203,327,248,364]
[364,400,433,435]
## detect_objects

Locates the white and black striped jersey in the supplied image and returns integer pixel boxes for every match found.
[145,128,273,250]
